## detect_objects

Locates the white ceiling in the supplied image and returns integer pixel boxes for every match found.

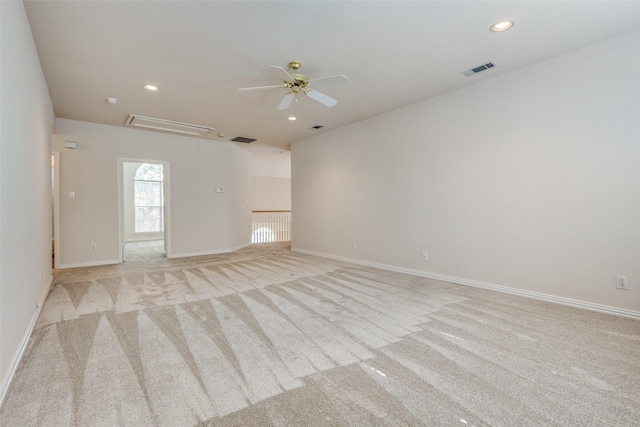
[24,1,640,150]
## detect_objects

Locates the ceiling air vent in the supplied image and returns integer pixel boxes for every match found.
[125,114,214,136]
[230,136,257,143]
[461,61,497,77]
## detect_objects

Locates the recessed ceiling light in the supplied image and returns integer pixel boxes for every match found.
[144,84,159,91]
[288,116,297,121]
[491,21,514,32]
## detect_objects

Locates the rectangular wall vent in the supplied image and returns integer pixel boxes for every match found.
[461,61,497,77]
[125,114,214,136]
[230,136,257,143]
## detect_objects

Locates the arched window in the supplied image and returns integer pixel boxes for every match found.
[134,163,164,233]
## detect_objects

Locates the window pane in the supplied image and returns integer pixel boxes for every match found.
[135,163,163,181]
[133,163,164,233]
[135,181,162,206]
[135,207,163,232]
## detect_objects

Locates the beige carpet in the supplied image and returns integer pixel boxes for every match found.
[124,240,165,262]
[2,242,639,426]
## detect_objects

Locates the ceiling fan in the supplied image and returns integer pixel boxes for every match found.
[239,61,348,110]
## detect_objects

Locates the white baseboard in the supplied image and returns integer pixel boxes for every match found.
[169,249,232,259]
[291,247,640,320]
[169,242,253,259]
[0,275,54,406]
[59,243,255,266]
[230,241,252,252]
[58,259,121,269]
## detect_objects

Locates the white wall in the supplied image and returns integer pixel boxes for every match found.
[249,144,291,179]
[247,144,291,211]
[292,32,640,314]
[53,119,252,266]
[252,176,291,211]
[230,147,253,250]
[0,0,55,397]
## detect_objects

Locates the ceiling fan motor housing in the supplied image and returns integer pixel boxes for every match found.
[292,74,308,87]
[286,61,309,91]
[239,59,345,109]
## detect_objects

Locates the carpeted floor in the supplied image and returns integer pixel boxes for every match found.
[2,242,639,426]
[124,240,165,262]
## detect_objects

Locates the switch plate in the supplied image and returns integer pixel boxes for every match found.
[616,275,629,290]
[351,242,357,251]
[91,244,97,251]
[422,252,429,262]
[68,191,76,199]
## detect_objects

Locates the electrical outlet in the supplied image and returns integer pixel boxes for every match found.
[91,244,97,251]
[422,252,429,262]
[352,242,357,251]
[616,275,629,290]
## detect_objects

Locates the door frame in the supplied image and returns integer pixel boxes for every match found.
[52,151,60,269]
[117,158,171,262]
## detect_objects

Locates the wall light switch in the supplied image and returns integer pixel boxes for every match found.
[215,187,224,193]
[68,191,76,199]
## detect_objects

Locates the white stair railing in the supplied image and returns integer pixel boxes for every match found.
[251,210,291,243]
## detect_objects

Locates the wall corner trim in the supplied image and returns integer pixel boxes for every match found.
[291,247,640,320]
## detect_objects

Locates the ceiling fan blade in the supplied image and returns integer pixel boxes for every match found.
[270,66,295,81]
[306,89,337,107]
[277,93,295,110]
[239,85,283,91]
[308,75,348,86]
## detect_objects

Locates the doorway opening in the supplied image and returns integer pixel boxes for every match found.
[118,160,170,261]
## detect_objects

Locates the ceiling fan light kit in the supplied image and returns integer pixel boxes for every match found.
[239,60,348,110]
